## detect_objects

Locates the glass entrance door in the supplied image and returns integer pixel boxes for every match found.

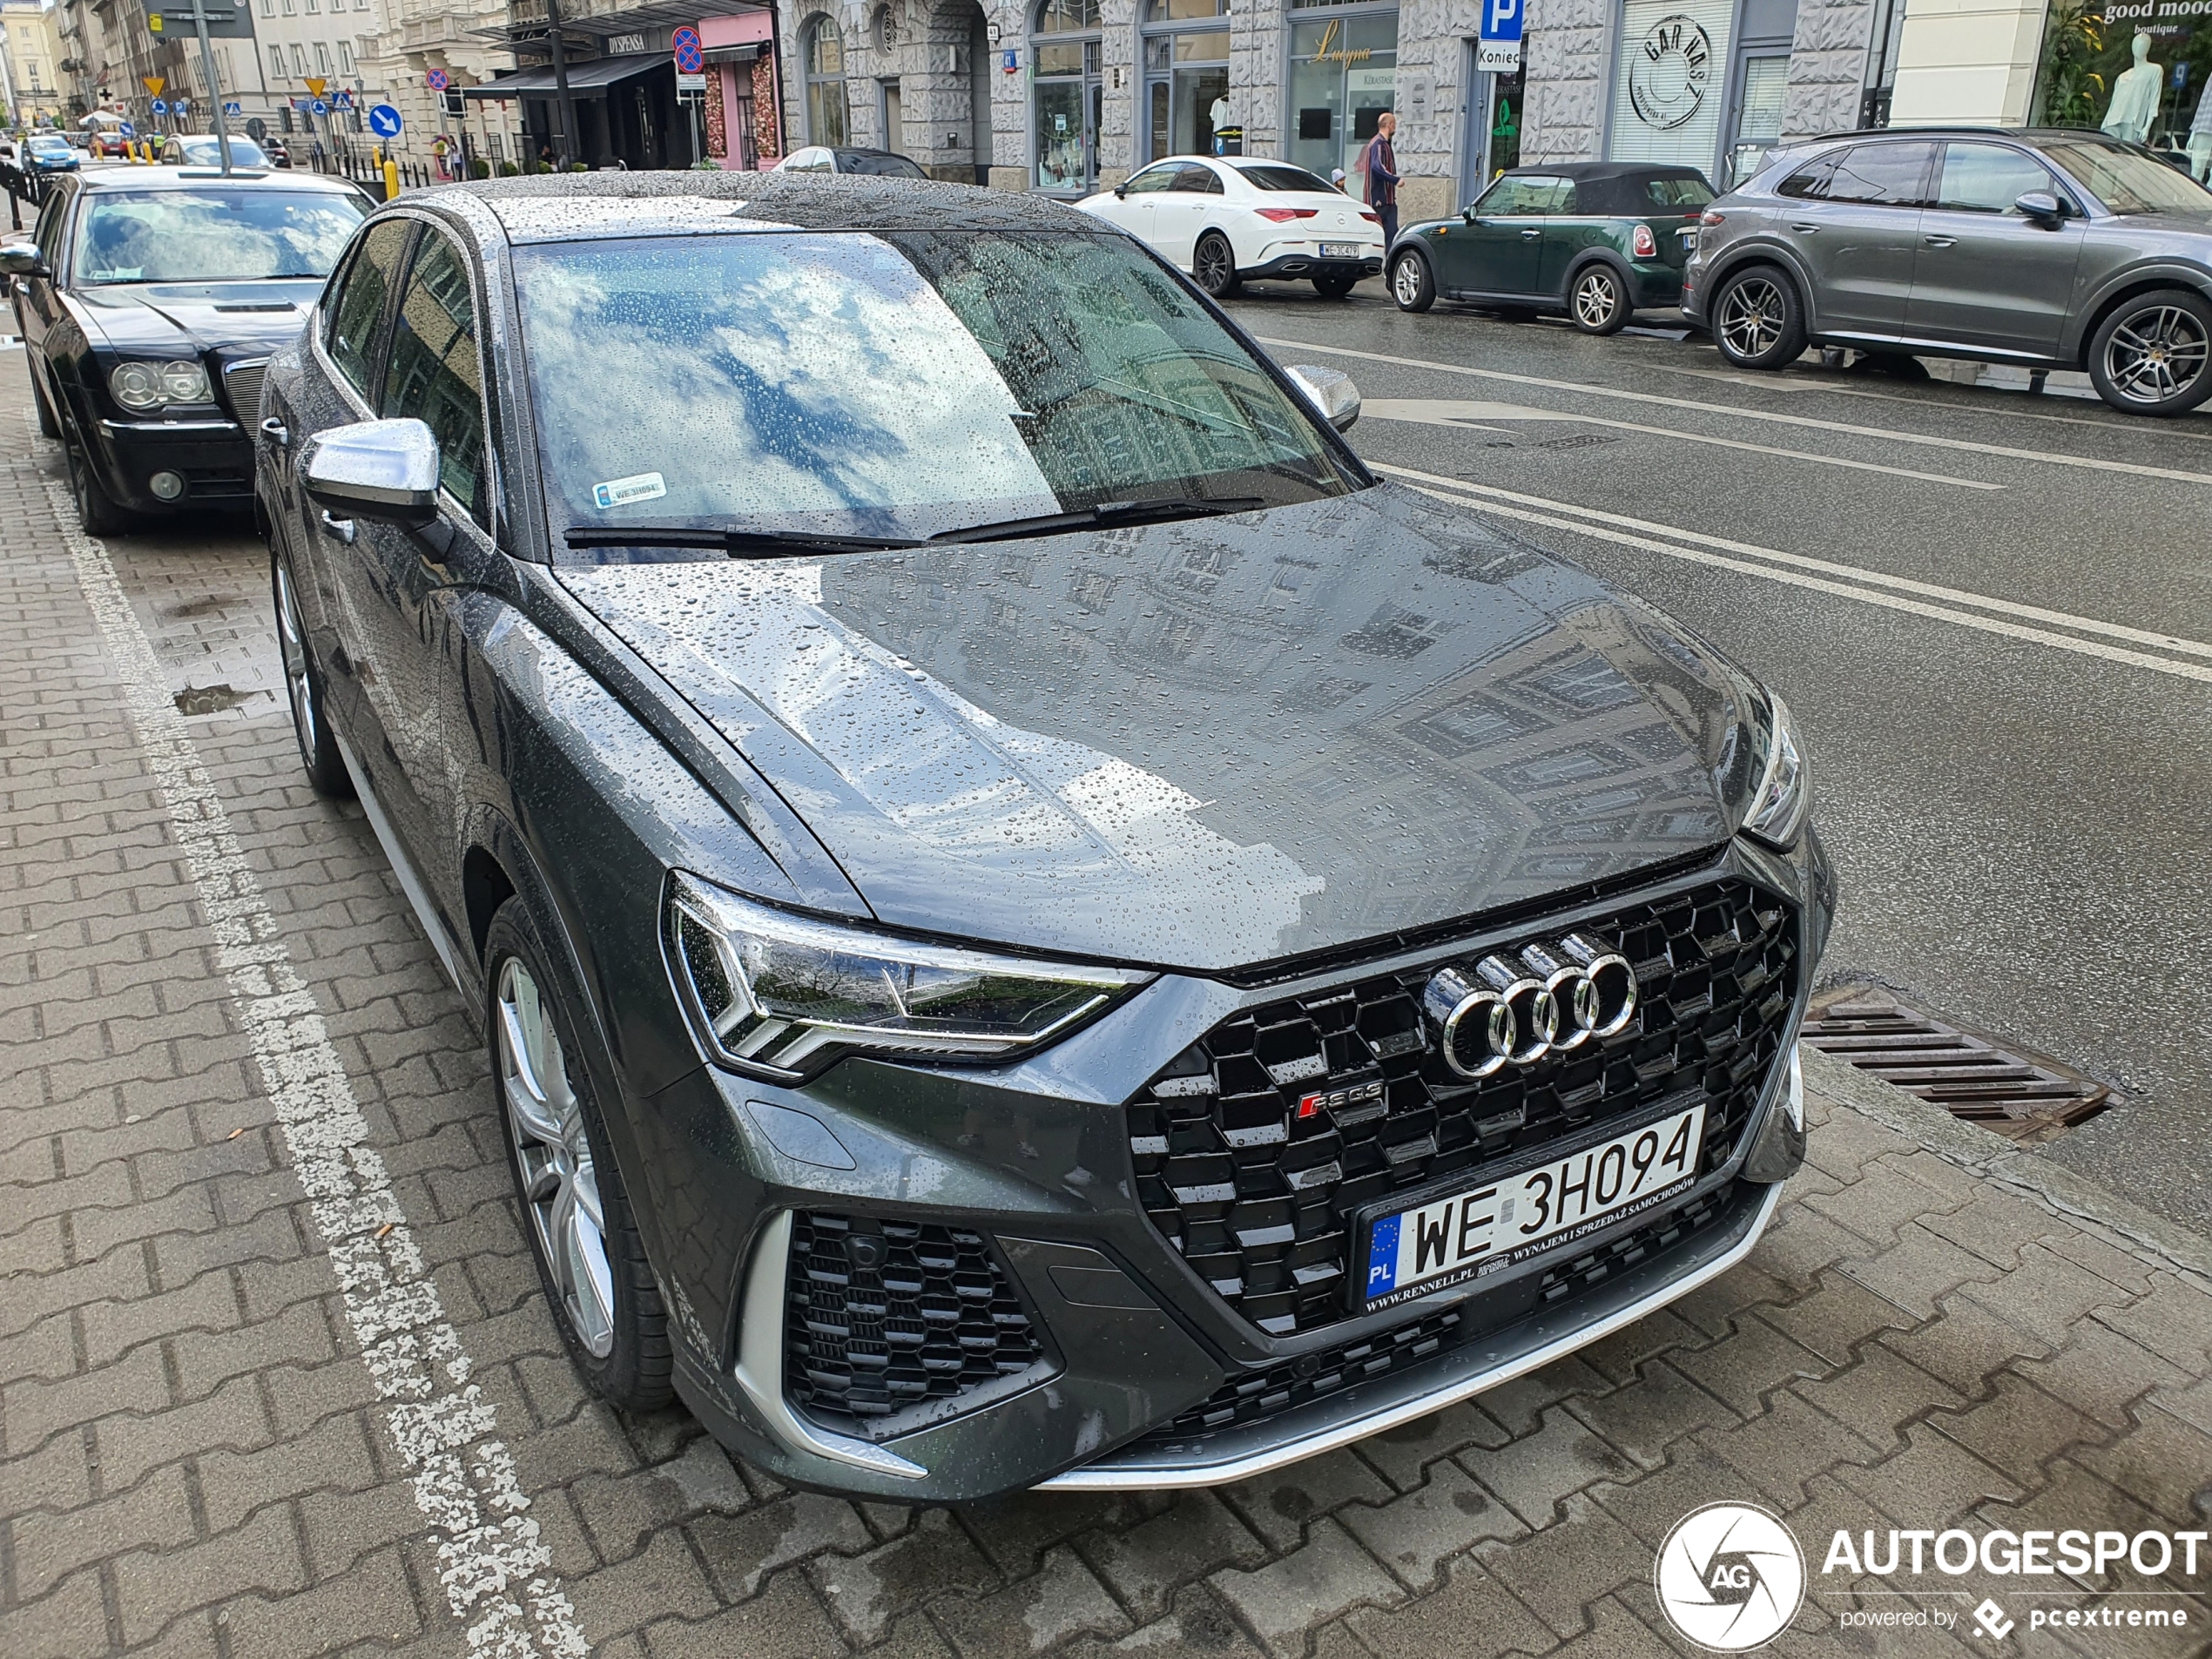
[1142,28,1230,161]
[1035,37,1100,190]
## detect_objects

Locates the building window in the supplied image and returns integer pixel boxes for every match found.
[802,16,849,145]
[1141,0,1230,165]
[337,38,353,72]
[291,42,307,74]
[314,41,330,73]
[1031,0,1100,192]
[260,0,273,15]
[268,44,286,78]
[1288,10,1399,183]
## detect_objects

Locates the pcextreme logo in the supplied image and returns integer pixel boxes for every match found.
[1654,1503,1807,1650]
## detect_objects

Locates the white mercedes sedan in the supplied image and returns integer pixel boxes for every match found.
[1077,155,1385,300]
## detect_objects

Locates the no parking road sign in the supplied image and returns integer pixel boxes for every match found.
[672,25,704,72]
[426,68,450,91]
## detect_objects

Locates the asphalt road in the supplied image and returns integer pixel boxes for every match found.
[1225,288,2212,1233]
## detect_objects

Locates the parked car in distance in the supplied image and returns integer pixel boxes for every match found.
[263,136,293,168]
[79,114,132,158]
[255,172,1828,1503]
[1079,154,1385,299]
[774,145,930,179]
[23,133,81,174]
[2,166,374,531]
[157,133,272,169]
[1687,127,2212,415]
[1387,163,1712,333]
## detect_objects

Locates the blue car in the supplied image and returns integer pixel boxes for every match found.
[24,134,80,174]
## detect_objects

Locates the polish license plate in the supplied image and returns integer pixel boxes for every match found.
[1357,1102,1706,1312]
[1319,241,1363,258]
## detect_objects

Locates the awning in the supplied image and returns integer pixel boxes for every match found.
[462,51,669,99]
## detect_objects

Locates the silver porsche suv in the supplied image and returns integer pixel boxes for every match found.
[1683,127,2212,416]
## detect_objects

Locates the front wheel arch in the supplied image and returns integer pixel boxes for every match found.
[2074,275,2212,370]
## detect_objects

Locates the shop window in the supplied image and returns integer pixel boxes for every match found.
[1288,11,1398,184]
[1031,0,1100,192]
[1142,0,1230,163]
[803,15,850,145]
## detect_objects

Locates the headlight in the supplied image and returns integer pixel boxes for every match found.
[109,359,210,410]
[1733,685,1811,849]
[665,872,1151,1080]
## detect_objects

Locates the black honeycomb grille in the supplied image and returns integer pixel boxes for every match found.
[785,1213,1044,1437]
[1141,1181,1745,1445]
[1127,877,1796,1335]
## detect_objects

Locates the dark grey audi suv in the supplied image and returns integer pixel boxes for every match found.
[257,173,1831,1501]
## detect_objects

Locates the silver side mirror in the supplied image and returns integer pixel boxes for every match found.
[0,241,47,277]
[300,417,441,527]
[1285,364,1360,433]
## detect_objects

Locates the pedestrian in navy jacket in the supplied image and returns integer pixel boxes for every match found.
[1360,112,1401,246]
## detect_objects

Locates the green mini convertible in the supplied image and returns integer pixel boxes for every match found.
[1387,162,1713,334]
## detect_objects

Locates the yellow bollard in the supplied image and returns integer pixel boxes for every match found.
[382,155,400,200]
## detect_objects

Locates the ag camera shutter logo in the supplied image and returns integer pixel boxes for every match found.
[1655,1503,1806,1650]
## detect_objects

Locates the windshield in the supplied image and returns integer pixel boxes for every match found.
[840,152,928,178]
[73,188,368,283]
[1238,164,1340,194]
[514,229,1362,544]
[30,137,70,153]
[2044,140,2212,215]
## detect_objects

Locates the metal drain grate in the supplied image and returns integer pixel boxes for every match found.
[1801,990,2109,1143]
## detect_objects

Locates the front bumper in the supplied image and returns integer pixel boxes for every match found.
[88,416,254,513]
[651,833,1832,1503]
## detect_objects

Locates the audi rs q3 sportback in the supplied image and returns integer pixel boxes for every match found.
[258,173,1832,1501]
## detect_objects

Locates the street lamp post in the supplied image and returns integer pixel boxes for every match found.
[541,0,579,169]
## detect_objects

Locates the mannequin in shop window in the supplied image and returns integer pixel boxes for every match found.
[2189,84,2212,182]
[2101,32,2161,146]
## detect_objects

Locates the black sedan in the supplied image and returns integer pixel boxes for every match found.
[260,173,1831,1501]
[3,165,372,530]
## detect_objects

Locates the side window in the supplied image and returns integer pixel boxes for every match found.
[1169,163,1222,194]
[325,219,411,398]
[379,232,489,527]
[1552,182,1581,214]
[32,184,71,266]
[1776,155,1837,199]
[1933,143,2058,214]
[1479,177,1565,216]
[1822,142,1936,209]
[1123,163,1178,194]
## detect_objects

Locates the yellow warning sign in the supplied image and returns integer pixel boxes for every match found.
[143,75,166,95]
[304,77,327,97]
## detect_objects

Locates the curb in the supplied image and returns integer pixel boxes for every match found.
[1801,1042,2212,1290]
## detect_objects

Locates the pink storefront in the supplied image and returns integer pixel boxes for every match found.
[699,11,783,170]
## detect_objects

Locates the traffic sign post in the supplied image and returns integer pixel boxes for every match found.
[672,27,705,159]
[142,2,250,171]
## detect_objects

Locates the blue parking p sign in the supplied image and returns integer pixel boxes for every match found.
[367,102,403,138]
[1479,0,1521,42]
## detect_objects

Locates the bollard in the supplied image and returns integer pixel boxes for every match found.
[383,155,400,200]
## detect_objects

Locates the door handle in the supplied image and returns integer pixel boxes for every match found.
[1923,235,1956,247]
[260,415,288,448]
[1789,223,1819,233]
[1520,227,1541,239]
[319,509,356,545]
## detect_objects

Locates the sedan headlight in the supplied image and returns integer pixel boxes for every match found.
[110,359,211,411]
[665,872,1151,1079]
[1732,685,1811,849]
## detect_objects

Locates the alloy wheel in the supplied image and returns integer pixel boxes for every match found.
[1717,276,1786,360]
[1574,270,1619,329]
[1393,258,1423,307]
[1195,238,1232,295]
[496,958,616,1359]
[2101,305,2209,407]
[274,561,320,765]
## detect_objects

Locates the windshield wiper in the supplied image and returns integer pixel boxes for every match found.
[563,525,925,557]
[933,496,1267,544]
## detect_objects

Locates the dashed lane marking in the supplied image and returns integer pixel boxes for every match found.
[44,472,592,1657]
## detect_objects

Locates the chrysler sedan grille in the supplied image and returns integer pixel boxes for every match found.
[221,357,268,426]
[1126,878,1797,1334]
[785,1212,1044,1437]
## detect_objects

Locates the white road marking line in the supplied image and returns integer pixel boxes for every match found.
[1373,462,2212,663]
[1264,335,2212,486]
[1384,474,2212,685]
[1361,398,2001,491]
[44,475,591,1658]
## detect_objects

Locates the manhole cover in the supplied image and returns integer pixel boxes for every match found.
[1537,431,1622,451]
[1803,988,2109,1143]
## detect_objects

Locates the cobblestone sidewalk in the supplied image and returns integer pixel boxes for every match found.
[5,368,2212,1659]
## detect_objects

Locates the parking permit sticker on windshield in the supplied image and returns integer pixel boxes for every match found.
[593,471,667,509]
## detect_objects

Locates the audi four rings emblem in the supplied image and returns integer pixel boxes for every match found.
[1421,933,1639,1078]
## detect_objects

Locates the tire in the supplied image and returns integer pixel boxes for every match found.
[1192,233,1241,300]
[1312,273,1359,300]
[1710,266,1807,370]
[26,353,59,439]
[487,899,672,1413]
[2087,287,2212,416]
[1568,264,1632,335]
[64,426,130,536]
[270,545,354,799]
[1389,249,1435,314]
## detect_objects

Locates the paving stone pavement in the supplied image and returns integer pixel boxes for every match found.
[5,364,2212,1659]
